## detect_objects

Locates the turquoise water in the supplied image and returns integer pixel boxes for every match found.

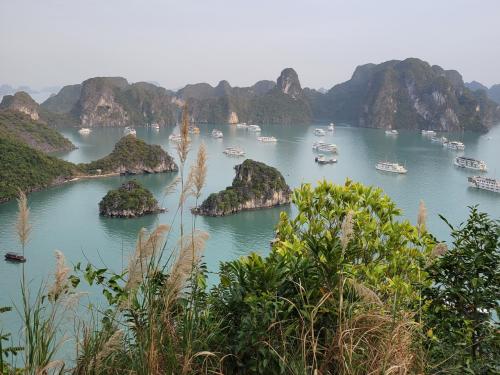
[1,124,499,319]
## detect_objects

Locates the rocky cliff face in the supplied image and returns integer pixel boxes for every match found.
[310,58,500,132]
[99,180,164,218]
[0,91,40,120]
[193,159,291,216]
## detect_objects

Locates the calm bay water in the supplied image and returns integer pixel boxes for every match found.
[1,123,499,318]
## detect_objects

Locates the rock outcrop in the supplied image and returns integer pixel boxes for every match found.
[193,159,291,216]
[99,180,164,218]
[0,91,40,120]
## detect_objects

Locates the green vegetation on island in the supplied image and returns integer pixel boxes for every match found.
[99,180,164,217]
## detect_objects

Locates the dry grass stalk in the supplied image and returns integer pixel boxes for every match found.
[126,225,170,291]
[16,189,32,255]
[347,279,382,306]
[431,242,448,257]
[340,211,354,251]
[36,359,65,375]
[48,250,70,302]
[176,104,191,165]
[94,329,124,369]
[164,176,181,196]
[190,142,207,201]
[417,200,427,234]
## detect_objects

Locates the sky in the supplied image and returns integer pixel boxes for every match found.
[1,0,499,91]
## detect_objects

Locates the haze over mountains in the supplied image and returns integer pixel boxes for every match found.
[2,58,500,133]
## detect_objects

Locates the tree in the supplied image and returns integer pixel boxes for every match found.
[425,206,500,373]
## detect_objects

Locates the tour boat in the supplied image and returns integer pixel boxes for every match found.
[189,126,200,134]
[212,129,223,138]
[421,130,436,136]
[247,125,261,132]
[328,123,335,131]
[257,136,277,143]
[443,141,465,150]
[151,123,160,130]
[312,141,337,153]
[454,156,487,171]
[375,161,407,174]
[236,123,248,129]
[431,136,448,144]
[385,129,399,135]
[467,176,500,193]
[223,146,245,157]
[315,154,337,164]
[4,252,26,263]
[124,127,137,136]
[78,128,91,135]
[314,128,326,136]
[168,134,182,142]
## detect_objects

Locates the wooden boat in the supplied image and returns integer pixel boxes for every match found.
[5,252,26,262]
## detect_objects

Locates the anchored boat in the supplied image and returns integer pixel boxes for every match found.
[421,130,436,136]
[78,128,91,135]
[454,156,487,171]
[124,127,137,136]
[223,146,245,157]
[247,125,261,132]
[314,128,326,136]
[444,141,465,150]
[212,129,223,138]
[375,161,407,174]
[169,134,182,142]
[4,252,26,263]
[315,154,337,164]
[385,129,399,135]
[431,136,448,144]
[257,136,277,143]
[328,123,335,131]
[312,141,337,153]
[468,176,500,193]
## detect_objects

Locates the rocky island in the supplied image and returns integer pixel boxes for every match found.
[99,180,164,217]
[193,159,291,216]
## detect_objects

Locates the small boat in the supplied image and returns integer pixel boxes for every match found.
[454,156,487,171]
[4,252,26,263]
[385,129,399,135]
[247,125,261,132]
[124,127,137,136]
[223,146,245,157]
[168,134,182,142]
[468,176,500,193]
[236,123,248,129]
[120,170,137,176]
[78,128,91,135]
[421,130,436,136]
[312,141,337,153]
[151,123,160,130]
[328,123,335,131]
[375,161,407,174]
[257,136,277,143]
[443,141,465,150]
[189,126,200,134]
[431,136,448,144]
[314,128,326,136]
[212,129,223,138]
[315,154,337,164]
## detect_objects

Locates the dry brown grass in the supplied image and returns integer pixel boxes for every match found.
[417,200,427,234]
[16,189,32,255]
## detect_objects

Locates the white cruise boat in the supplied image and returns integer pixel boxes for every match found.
[385,129,399,135]
[223,146,245,157]
[312,141,337,153]
[124,127,137,136]
[315,154,337,164]
[443,141,465,150]
[431,136,448,144]
[421,130,436,136]
[151,123,160,130]
[375,161,407,174]
[236,123,248,129]
[328,123,335,131]
[212,129,223,138]
[257,136,277,143]
[454,157,487,171]
[248,124,261,132]
[168,134,182,142]
[468,176,500,193]
[78,128,91,135]
[314,128,326,136]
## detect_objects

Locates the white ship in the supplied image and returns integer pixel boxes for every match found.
[431,136,448,144]
[375,161,407,174]
[314,128,326,136]
[247,124,261,132]
[312,141,337,153]
[315,154,337,164]
[124,127,137,136]
[385,129,399,135]
[444,141,465,150]
[454,156,487,171]
[168,134,182,142]
[236,123,248,129]
[421,130,436,136]
[223,146,245,157]
[212,129,223,138]
[257,136,277,143]
[151,123,160,130]
[468,176,500,193]
[328,123,335,131]
[78,128,91,135]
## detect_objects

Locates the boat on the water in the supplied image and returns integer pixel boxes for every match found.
[168,134,182,142]
[468,176,500,193]
[124,127,137,136]
[257,136,277,143]
[444,141,465,150]
[223,146,245,157]
[454,156,487,171]
[4,252,26,263]
[151,123,160,130]
[247,125,261,132]
[212,129,223,138]
[312,141,337,153]
[314,128,326,136]
[236,123,247,129]
[375,161,407,174]
[385,129,399,135]
[189,126,200,134]
[78,128,92,135]
[421,130,436,136]
[431,136,448,144]
[315,154,337,164]
[328,123,335,131]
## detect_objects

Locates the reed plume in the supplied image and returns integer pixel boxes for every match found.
[176,104,191,165]
[48,250,70,302]
[431,242,448,257]
[16,189,32,256]
[190,142,207,202]
[417,200,427,234]
[94,329,124,369]
[340,211,354,252]
[347,279,382,306]
[164,176,181,196]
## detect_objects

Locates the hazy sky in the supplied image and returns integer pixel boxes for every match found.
[1,0,499,90]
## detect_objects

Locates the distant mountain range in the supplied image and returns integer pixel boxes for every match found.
[2,58,499,132]
[465,81,500,105]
